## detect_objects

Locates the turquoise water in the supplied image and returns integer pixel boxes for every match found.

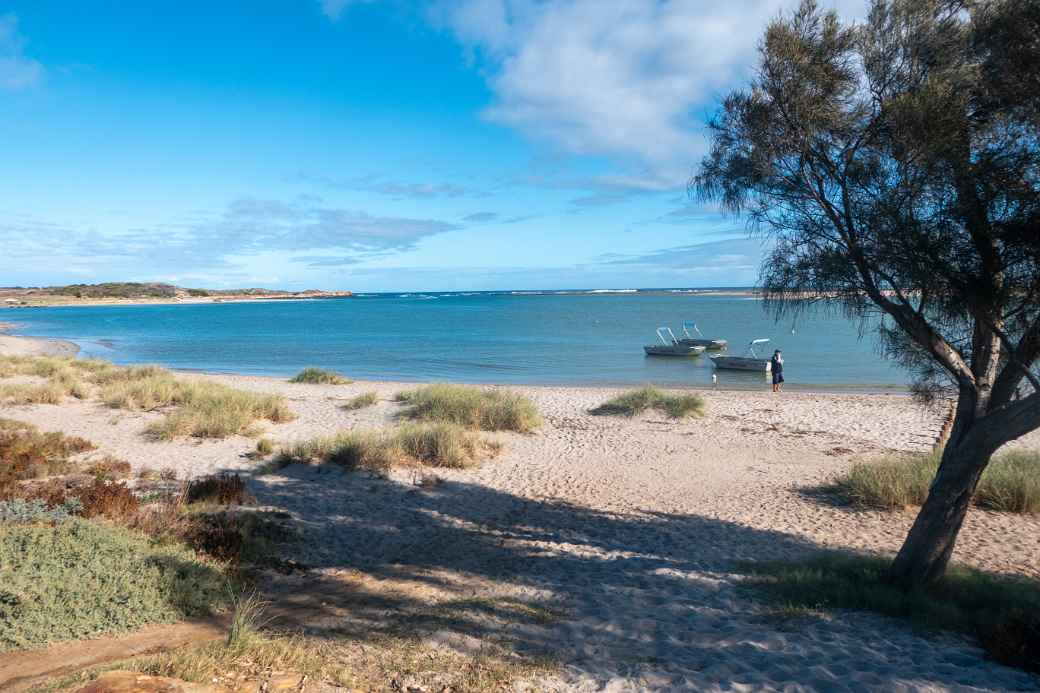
[5,291,907,390]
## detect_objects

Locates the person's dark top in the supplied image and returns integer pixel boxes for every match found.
[771,355,783,374]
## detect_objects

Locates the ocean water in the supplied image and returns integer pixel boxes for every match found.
[5,291,908,390]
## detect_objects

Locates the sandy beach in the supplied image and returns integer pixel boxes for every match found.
[0,326,79,357]
[1,337,1038,691]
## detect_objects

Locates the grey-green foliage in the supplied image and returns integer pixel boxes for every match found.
[0,519,226,651]
[0,498,83,524]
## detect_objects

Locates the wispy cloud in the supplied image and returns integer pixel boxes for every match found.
[0,197,461,276]
[296,171,487,199]
[0,14,43,90]
[598,237,764,275]
[461,212,499,222]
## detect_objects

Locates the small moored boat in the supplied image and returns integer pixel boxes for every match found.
[710,338,772,371]
[678,321,728,350]
[644,327,707,357]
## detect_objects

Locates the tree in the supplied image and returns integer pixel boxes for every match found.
[695,0,1040,586]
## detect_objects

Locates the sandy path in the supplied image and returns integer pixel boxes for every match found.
[2,375,1039,690]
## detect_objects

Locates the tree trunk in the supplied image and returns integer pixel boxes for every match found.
[888,438,991,587]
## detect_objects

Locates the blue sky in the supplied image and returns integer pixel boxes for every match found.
[0,0,862,292]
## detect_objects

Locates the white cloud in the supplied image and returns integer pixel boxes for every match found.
[431,0,865,181]
[0,14,42,90]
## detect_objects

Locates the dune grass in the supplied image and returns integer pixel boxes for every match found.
[255,437,275,456]
[835,449,1040,514]
[0,356,294,439]
[590,385,705,419]
[145,383,294,440]
[277,422,488,471]
[289,367,351,385]
[342,391,379,410]
[740,552,1040,672]
[0,519,226,652]
[395,384,541,433]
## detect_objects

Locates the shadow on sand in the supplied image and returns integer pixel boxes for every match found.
[242,464,1037,690]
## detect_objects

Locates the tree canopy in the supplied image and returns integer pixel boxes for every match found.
[695,0,1040,585]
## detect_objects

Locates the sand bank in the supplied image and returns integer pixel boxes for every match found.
[0,326,79,357]
[2,373,1038,690]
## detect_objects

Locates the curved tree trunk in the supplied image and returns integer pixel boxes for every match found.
[888,436,990,587]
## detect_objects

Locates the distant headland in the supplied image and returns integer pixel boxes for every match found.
[0,282,352,308]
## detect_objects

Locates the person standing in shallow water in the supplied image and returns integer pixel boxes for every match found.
[771,349,784,393]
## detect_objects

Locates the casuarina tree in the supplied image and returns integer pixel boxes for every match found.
[695,0,1040,586]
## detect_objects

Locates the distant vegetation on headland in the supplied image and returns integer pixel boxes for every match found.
[0,282,352,307]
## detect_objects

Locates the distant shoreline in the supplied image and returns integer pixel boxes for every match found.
[0,292,353,310]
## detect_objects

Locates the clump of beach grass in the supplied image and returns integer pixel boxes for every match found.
[740,552,1040,673]
[590,385,705,419]
[0,519,226,651]
[144,382,294,440]
[289,367,352,385]
[342,391,379,410]
[395,384,541,433]
[277,422,488,471]
[834,449,1040,514]
[255,437,275,456]
[395,422,488,469]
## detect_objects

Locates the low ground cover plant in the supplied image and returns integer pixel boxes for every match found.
[740,552,1040,673]
[834,450,1040,514]
[590,386,705,419]
[0,519,226,651]
[289,368,351,385]
[396,384,541,433]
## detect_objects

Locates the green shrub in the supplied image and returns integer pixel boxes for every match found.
[590,386,705,419]
[0,519,226,651]
[342,391,379,410]
[396,384,541,432]
[835,449,1040,514]
[0,498,83,524]
[288,368,351,385]
[740,552,1040,672]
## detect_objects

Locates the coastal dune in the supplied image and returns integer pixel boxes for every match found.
[1,343,1038,690]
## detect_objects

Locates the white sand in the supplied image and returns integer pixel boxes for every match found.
[2,371,1038,691]
[0,332,79,357]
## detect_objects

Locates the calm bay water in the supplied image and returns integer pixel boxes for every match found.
[6,291,907,390]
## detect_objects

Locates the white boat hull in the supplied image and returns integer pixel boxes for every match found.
[710,356,772,371]
[678,338,728,350]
